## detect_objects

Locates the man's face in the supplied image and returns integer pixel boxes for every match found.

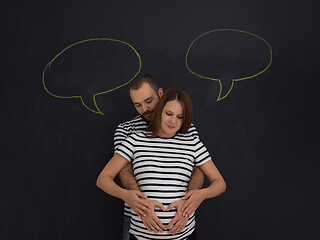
[130,82,163,121]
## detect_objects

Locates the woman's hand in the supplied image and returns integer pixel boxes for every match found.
[123,190,151,218]
[140,199,166,233]
[181,190,206,217]
[165,199,189,235]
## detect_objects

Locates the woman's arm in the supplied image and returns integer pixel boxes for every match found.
[181,160,226,217]
[96,153,151,217]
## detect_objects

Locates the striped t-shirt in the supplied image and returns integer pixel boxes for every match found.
[115,131,211,240]
[114,115,198,217]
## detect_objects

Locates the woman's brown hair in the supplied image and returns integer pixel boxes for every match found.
[145,86,193,137]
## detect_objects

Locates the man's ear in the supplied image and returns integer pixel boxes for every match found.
[158,88,164,98]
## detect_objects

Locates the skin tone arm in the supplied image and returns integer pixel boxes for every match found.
[119,162,140,191]
[166,160,226,235]
[188,166,204,191]
[96,153,153,217]
[181,160,226,217]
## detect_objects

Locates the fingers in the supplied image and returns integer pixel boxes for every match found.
[181,200,187,212]
[152,215,165,230]
[133,207,146,218]
[168,221,183,234]
[142,216,164,233]
[166,202,177,212]
[182,191,192,200]
[142,220,155,232]
[166,216,178,230]
[135,191,147,199]
[183,205,195,217]
[167,217,188,235]
[135,205,150,217]
[153,201,166,211]
[181,200,191,213]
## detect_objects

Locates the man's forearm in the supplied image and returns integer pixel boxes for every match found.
[119,162,140,191]
[188,166,204,191]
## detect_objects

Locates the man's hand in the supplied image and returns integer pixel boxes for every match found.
[140,199,166,233]
[123,190,151,218]
[165,199,189,235]
[181,189,206,217]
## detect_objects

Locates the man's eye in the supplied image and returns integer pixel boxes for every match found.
[136,105,141,108]
[146,101,152,104]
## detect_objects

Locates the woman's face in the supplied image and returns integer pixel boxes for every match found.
[158,100,184,138]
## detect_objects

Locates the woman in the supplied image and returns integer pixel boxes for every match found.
[97,87,226,240]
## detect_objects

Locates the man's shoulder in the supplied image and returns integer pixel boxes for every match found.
[116,115,148,133]
[118,115,143,126]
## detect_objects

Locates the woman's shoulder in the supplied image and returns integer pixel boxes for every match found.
[127,131,151,139]
[175,132,200,142]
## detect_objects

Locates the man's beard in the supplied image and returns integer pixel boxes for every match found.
[141,110,154,122]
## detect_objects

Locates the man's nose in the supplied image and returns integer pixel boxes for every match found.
[141,104,147,113]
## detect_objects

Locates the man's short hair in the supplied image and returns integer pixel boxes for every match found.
[129,74,159,93]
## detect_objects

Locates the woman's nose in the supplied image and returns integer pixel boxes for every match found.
[170,116,177,124]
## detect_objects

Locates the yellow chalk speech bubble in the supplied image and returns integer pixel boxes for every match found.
[42,38,142,115]
[185,29,272,101]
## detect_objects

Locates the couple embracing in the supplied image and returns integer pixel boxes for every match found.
[97,75,226,240]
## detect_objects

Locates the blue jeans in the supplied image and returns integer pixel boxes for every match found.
[122,215,131,240]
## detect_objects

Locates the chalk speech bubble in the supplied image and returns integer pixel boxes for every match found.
[42,38,141,115]
[185,29,272,101]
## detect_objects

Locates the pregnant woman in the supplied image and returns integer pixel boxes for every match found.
[97,87,226,240]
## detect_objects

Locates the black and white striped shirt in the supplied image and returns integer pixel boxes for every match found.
[115,131,211,240]
[114,115,198,217]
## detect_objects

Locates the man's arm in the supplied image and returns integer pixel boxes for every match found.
[119,162,140,190]
[188,166,204,191]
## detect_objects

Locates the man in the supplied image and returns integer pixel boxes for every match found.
[114,75,204,240]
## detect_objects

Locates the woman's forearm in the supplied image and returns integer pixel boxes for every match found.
[198,160,226,200]
[96,153,131,201]
[200,178,226,200]
[181,177,226,217]
[97,174,128,201]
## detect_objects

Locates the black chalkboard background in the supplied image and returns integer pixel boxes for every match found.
[2,0,319,239]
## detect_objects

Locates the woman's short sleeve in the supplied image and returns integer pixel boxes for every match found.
[115,135,135,162]
[193,138,212,166]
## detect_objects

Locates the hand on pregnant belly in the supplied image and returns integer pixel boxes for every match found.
[165,199,189,235]
[124,190,152,218]
[140,199,166,233]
